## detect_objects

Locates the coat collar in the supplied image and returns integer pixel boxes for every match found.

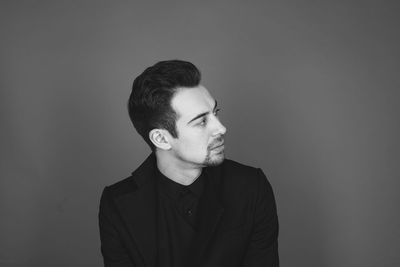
[113,153,225,266]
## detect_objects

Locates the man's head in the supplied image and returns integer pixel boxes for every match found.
[128,60,226,167]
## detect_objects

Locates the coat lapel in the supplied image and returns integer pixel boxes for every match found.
[113,154,158,267]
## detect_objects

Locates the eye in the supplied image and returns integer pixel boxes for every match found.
[214,108,221,116]
[198,117,207,126]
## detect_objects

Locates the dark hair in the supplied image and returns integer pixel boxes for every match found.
[128,60,201,150]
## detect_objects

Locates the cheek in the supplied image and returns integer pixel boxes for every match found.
[175,127,210,153]
[179,135,208,154]
[183,137,207,151]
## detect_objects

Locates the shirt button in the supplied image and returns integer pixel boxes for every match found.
[187,209,192,216]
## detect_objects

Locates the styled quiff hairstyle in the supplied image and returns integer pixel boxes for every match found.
[128,60,201,150]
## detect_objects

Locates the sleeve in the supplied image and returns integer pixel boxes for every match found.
[98,187,134,267]
[242,168,279,267]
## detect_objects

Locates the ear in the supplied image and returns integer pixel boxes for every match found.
[149,129,171,150]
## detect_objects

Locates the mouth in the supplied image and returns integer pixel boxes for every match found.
[211,142,225,150]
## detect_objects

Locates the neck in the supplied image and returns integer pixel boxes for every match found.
[155,150,202,186]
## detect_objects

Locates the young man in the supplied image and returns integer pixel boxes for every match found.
[99,60,279,266]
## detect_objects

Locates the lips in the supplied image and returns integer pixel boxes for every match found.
[211,142,224,150]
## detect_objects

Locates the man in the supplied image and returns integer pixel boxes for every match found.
[99,60,279,266]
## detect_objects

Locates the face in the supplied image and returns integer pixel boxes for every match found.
[167,85,227,168]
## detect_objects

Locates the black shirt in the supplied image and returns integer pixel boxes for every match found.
[156,168,205,267]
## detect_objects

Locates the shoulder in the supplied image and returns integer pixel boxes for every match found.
[215,158,270,194]
[101,175,138,202]
[221,158,260,175]
[220,158,265,182]
[212,159,277,218]
[102,153,156,198]
[99,175,136,217]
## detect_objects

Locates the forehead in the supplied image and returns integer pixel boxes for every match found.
[171,85,215,120]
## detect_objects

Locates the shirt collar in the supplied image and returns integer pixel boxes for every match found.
[156,168,205,201]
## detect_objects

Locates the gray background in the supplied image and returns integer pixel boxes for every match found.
[1,1,399,266]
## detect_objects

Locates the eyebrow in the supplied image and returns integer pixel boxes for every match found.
[187,100,218,124]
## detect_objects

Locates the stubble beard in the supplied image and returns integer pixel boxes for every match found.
[204,136,225,167]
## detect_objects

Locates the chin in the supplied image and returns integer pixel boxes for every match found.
[204,153,225,167]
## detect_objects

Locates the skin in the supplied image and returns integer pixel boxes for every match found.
[151,85,227,185]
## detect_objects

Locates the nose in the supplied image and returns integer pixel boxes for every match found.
[212,116,227,136]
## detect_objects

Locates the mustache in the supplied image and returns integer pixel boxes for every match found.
[208,136,225,150]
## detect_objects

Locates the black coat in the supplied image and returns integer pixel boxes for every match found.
[99,154,279,266]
